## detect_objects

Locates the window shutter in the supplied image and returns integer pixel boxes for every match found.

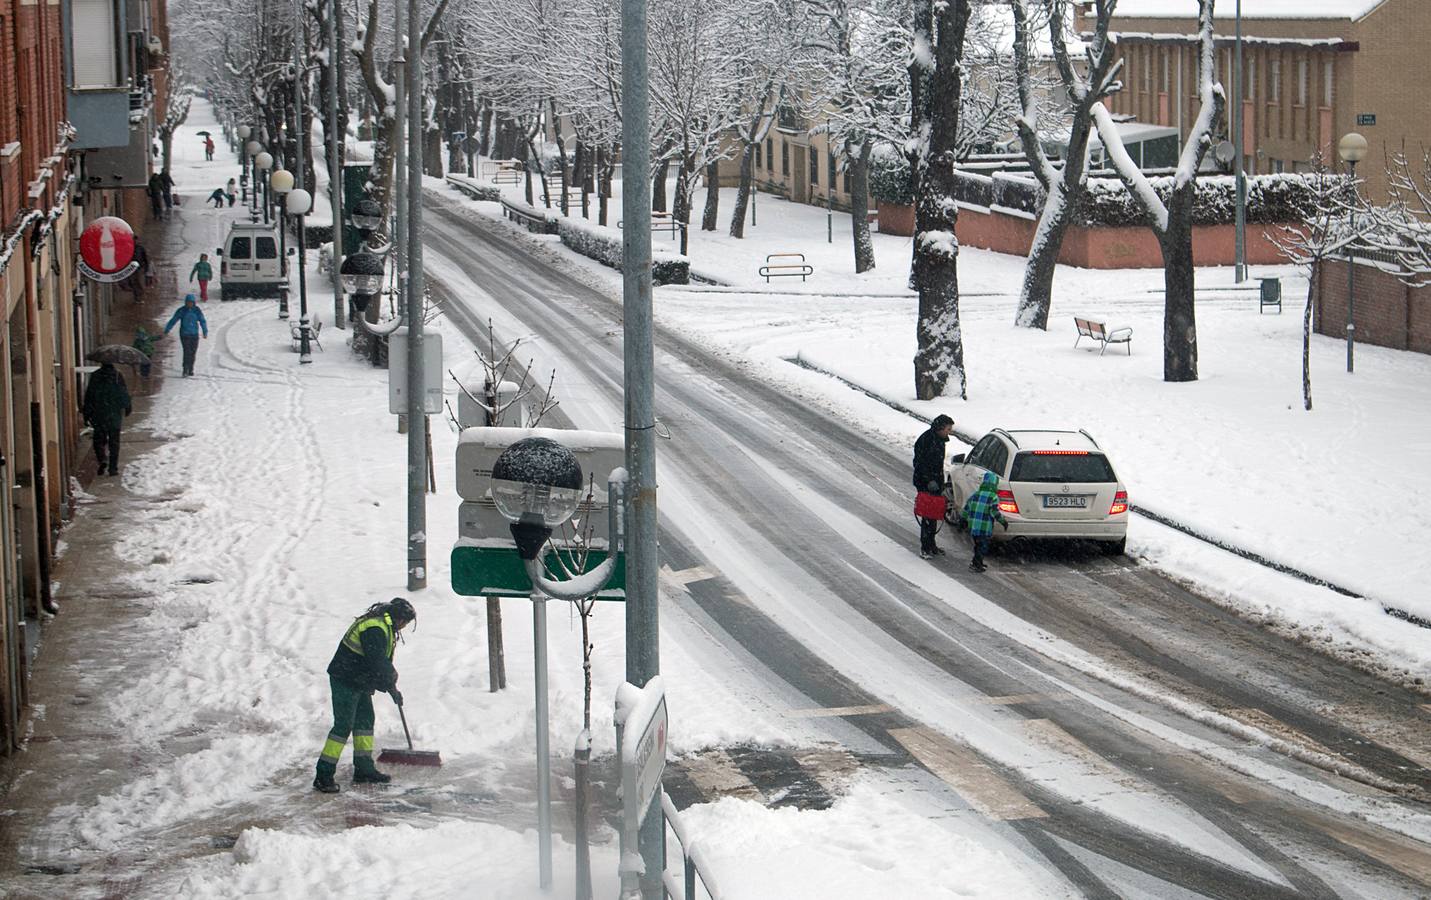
[71,0,119,89]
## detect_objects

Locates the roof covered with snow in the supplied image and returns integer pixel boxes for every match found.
[1105,0,1388,20]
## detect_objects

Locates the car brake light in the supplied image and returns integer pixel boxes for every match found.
[1109,490,1128,515]
[1032,449,1088,455]
[997,489,1019,515]
[221,261,227,276]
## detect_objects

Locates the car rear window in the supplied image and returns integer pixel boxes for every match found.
[256,237,277,259]
[229,237,251,259]
[1010,452,1116,484]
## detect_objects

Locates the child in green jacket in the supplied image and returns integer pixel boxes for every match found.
[189,254,214,302]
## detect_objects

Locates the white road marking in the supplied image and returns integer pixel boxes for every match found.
[680,750,763,802]
[890,726,1046,821]
[660,564,719,586]
[788,704,893,718]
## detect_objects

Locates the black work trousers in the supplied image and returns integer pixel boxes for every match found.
[93,425,121,473]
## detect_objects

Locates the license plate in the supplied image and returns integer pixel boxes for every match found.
[1043,495,1089,509]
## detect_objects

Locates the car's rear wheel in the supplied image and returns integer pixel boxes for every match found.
[1102,537,1126,556]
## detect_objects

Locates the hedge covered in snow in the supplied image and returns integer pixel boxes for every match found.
[870,146,914,206]
[445,174,504,203]
[556,216,690,285]
[953,170,1332,227]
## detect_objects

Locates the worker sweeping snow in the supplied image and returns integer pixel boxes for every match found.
[312,598,417,793]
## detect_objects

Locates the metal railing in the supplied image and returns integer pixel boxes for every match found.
[661,792,722,900]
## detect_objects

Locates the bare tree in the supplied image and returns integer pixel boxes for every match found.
[911,0,972,400]
[1271,161,1353,411]
[1011,0,1122,330]
[1356,147,1431,287]
[1092,0,1224,383]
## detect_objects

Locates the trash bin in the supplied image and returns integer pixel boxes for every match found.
[1258,276,1282,314]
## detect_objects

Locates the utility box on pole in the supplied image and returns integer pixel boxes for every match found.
[388,328,443,414]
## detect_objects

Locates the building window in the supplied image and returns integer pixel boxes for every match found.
[810,147,818,186]
[754,142,762,170]
[1271,158,1284,173]
[766,137,773,171]
[828,153,837,190]
[72,0,122,88]
[1161,52,1170,93]
[1244,57,1255,101]
[1323,59,1334,107]
[1142,47,1152,92]
[1269,59,1280,103]
[781,140,790,176]
[1297,58,1308,106]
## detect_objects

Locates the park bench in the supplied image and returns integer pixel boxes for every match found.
[1073,317,1132,356]
[290,318,323,353]
[481,160,523,184]
[759,252,815,283]
[618,210,685,240]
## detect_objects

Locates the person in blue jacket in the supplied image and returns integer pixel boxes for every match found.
[164,293,209,377]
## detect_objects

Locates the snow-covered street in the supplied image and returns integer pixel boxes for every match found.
[3,83,1430,900]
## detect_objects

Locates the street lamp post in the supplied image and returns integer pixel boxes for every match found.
[1338,131,1368,374]
[255,151,274,225]
[271,168,294,319]
[237,126,252,201]
[287,188,315,364]
[340,249,384,324]
[245,141,263,218]
[826,120,833,245]
[490,436,625,896]
[1233,0,1246,283]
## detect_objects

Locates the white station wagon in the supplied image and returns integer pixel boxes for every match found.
[947,428,1129,555]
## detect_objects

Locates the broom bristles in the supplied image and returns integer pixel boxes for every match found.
[377,748,443,767]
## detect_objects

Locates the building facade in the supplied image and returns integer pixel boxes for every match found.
[0,0,166,753]
[1104,0,1431,201]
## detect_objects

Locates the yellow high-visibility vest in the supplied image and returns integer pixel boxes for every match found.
[341,614,395,659]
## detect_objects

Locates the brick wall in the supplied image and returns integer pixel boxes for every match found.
[1315,258,1431,355]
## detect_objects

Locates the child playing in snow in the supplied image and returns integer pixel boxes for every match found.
[188,254,213,302]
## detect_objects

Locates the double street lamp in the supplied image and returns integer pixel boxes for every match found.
[254,151,274,225]
[271,168,295,320]
[245,140,263,218]
[237,125,252,201]
[1337,131,1368,374]
[283,183,315,364]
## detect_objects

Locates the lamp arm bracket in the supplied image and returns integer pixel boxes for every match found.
[523,556,618,602]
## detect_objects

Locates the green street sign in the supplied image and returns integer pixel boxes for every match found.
[451,541,626,599]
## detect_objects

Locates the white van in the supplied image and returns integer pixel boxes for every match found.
[216,221,284,300]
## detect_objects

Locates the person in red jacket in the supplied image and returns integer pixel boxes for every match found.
[313,598,417,793]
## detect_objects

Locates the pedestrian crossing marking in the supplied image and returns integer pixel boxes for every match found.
[977,692,1066,706]
[660,564,718,586]
[681,750,763,802]
[889,726,1046,821]
[789,704,893,718]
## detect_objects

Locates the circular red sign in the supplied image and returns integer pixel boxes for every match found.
[79,217,136,275]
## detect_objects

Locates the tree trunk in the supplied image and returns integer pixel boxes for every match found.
[906,0,935,288]
[479,102,494,157]
[701,160,720,231]
[1158,199,1199,382]
[598,145,614,226]
[912,0,971,401]
[1015,181,1075,330]
[848,142,875,273]
[729,141,755,238]
[1303,269,1316,410]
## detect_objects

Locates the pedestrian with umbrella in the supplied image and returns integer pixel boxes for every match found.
[81,357,133,476]
[163,293,208,377]
[199,131,214,161]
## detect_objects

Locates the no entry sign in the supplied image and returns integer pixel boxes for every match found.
[78,217,138,283]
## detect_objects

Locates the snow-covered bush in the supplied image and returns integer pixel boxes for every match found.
[304,224,333,247]
[869,146,913,206]
[556,217,690,285]
[446,176,503,203]
[1075,174,1323,227]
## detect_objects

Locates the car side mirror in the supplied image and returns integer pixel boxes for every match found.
[950,453,965,464]
[215,248,223,256]
[288,248,296,256]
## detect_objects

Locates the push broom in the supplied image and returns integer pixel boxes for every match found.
[377,696,442,767]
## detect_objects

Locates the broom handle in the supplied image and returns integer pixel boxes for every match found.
[397,700,416,751]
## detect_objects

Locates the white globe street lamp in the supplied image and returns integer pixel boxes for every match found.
[1338,132,1369,374]
[286,188,316,364]
[269,168,294,319]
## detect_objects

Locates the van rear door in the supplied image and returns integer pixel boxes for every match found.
[228,236,252,273]
[255,236,278,277]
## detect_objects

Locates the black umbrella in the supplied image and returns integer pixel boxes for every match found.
[86,344,151,366]
[196,130,212,137]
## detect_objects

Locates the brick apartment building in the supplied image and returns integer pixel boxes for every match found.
[0,0,168,752]
[1103,0,1431,201]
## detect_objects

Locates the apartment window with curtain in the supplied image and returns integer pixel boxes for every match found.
[1297,58,1308,106]
[1323,59,1334,107]
[1245,57,1256,101]
[810,147,818,186]
[72,0,122,88]
[781,140,789,176]
[1270,59,1280,102]
[766,137,774,171]
[828,153,837,191]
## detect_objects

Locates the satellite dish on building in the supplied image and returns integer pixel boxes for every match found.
[1214,140,1236,165]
